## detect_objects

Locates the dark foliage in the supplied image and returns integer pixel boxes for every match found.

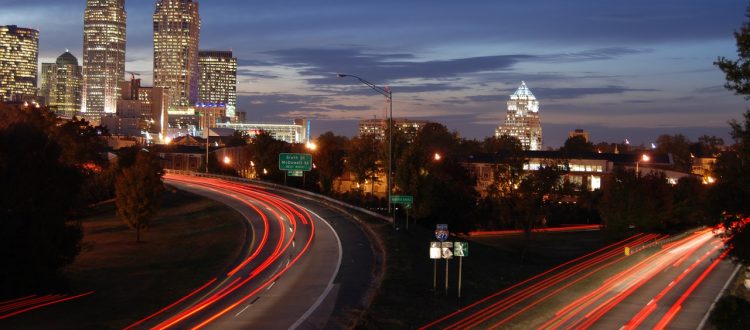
[709,295,750,329]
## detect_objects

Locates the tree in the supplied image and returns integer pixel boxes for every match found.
[689,135,725,156]
[245,131,290,182]
[713,8,750,264]
[347,134,381,194]
[560,135,595,154]
[0,104,83,296]
[655,134,692,173]
[315,132,348,194]
[515,162,570,236]
[396,123,477,232]
[715,7,750,98]
[115,150,164,242]
[672,176,712,230]
[599,168,673,236]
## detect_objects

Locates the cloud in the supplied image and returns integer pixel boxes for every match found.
[531,86,659,100]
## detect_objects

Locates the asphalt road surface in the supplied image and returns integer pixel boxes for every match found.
[425,228,738,330]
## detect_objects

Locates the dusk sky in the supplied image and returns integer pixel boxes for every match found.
[4,0,750,147]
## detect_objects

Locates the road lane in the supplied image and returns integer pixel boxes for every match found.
[125,174,341,329]
[424,228,738,330]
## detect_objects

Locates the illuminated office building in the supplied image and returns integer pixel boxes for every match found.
[495,81,543,150]
[358,118,430,143]
[153,0,201,111]
[0,25,39,102]
[198,50,236,119]
[39,51,82,117]
[82,0,127,120]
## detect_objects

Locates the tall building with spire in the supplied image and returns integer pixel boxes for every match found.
[198,50,236,119]
[495,81,543,150]
[40,51,82,117]
[82,0,127,120]
[153,0,201,112]
[0,25,39,102]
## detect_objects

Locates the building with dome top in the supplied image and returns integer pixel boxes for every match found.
[39,51,82,117]
[495,81,543,150]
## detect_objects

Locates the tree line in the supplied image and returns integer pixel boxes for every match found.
[0,103,163,297]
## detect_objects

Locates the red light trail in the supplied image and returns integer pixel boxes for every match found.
[123,174,317,329]
[424,226,735,329]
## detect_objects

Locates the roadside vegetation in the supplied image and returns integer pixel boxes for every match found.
[0,189,245,329]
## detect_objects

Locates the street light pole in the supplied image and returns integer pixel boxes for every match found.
[337,73,394,216]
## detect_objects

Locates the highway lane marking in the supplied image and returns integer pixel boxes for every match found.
[267,281,276,291]
[235,304,251,317]
[697,263,742,330]
[289,207,344,330]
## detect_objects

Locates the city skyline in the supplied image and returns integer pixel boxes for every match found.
[153,0,201,112]
[81,0,126,117]
[4,0,750,146]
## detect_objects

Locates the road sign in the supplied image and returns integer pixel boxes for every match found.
[441,242,453,259]
[390,195,414,204]
[430,242,441,259]
[288,170,303,177]
[435,224,449,242]
[454,242,468,257]
[279,153,312,171]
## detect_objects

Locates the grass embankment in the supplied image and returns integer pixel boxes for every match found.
[354,218,612,329]
[2,188,245,329]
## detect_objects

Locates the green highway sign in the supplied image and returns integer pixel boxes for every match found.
[288,170,303,177]
[454,242,468,257]
[390,195,414,204]
[279,153,312,171]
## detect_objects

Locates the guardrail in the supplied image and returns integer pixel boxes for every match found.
[164,170,393,224]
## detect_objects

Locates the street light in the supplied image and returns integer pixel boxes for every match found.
[635,154,650,175]
[223,156,231,165]
[338,73,394,215]
[434,152,442,161]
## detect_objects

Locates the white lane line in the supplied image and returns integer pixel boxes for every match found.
[696,263,742,330]
[289,207,344,330]
[235,304,251,317]
[267,281,276,291]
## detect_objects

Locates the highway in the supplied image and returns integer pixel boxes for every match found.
[423,228,738,329]
[125,173,375,329]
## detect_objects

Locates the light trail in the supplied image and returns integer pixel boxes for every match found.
[132,174,316,329]
[0,292,94,320]
[421,233,657,329]
[452,234,661,329]
[653,248,732,329]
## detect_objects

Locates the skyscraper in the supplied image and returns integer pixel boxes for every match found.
[495,81,543,150]
[0,25,39,102]
[39,51,82,117]
[82,0,127,120]
[153,0,201,112]
[198,50,237,119]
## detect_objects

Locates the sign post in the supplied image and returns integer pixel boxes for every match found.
[391,195,414,230]
[442,241,453,295]
[454,242,469,299]
[430,242,441,291]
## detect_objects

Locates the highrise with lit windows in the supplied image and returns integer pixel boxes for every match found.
[495,81,543,150]
[82,0,127,120]
[153,0,201,112]
[39,51,82,117]
[0,25,39,102]
[198,50,237,119]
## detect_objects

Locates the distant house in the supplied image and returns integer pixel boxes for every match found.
[466,150,697,197]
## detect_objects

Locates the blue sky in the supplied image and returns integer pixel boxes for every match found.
[3,0,750,147]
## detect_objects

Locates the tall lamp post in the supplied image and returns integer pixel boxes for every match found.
[337,73,394,215]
